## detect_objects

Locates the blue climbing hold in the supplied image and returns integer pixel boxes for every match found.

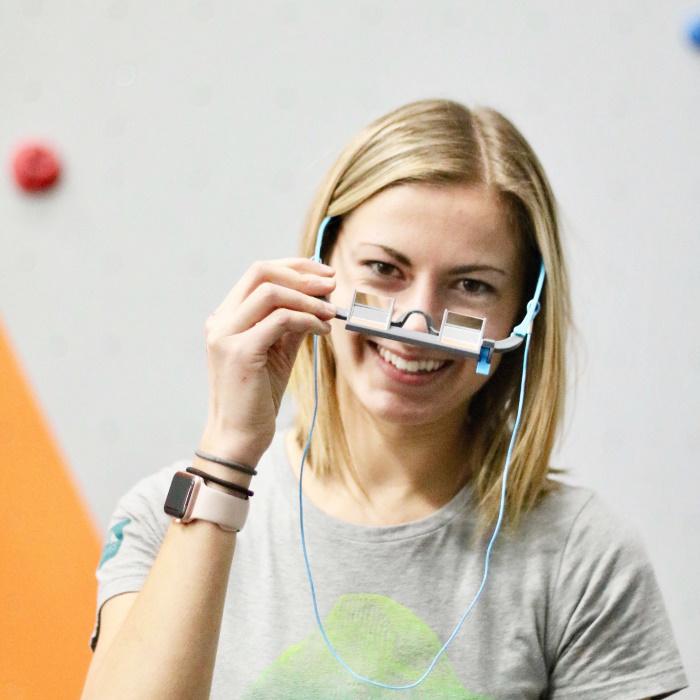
[687,16,700,48]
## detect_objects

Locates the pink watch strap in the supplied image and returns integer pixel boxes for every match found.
[189,479,250,532]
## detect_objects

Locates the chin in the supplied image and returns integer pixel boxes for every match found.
[366,403,430,427]
[358,387,469,429]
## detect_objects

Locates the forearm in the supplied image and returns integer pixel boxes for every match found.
[83,452,255,700]
[82,518,236,700]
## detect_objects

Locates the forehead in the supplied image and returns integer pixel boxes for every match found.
[340,182,519,262]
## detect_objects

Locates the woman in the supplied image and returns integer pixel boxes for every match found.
[82,100,688,699]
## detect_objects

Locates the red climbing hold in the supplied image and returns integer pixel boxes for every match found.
[12,143,61,192]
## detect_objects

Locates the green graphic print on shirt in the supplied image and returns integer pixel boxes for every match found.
[242,593,491,699]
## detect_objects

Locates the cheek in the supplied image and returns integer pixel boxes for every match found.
[328,320,365,367]
[450,352,502,401]
[482,297,521,341]
[327,322,345,358]
[480,352,503,385]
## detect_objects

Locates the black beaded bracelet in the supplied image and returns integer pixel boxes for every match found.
[186,466,254,500]
[194,449,258,476]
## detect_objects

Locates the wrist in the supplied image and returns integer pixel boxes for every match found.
[191,454,253,494]
[195,431,264,495]
[198,429,267,468]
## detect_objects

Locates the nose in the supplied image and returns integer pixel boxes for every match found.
[393,283,443,334]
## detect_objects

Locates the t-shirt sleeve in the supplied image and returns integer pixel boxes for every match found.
[547,493,689,699]
[88,462,183,652]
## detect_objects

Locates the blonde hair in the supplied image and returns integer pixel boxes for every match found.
[289,99,570,534]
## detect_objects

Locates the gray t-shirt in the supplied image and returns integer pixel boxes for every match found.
[90,429,688,699]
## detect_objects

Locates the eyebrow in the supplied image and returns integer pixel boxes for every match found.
[358,243,507,276]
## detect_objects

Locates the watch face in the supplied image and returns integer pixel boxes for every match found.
[164,472,195,519]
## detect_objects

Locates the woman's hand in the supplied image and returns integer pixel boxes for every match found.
[197,258,336,466]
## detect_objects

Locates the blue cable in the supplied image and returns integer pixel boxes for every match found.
[298,325,536,690]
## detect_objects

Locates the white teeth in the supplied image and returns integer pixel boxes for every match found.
[376,345,447,373]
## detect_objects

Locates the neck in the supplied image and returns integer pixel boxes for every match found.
[289,383,473,526]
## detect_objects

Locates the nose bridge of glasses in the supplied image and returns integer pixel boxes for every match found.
[396,308,438,334]
[390,280,444,331]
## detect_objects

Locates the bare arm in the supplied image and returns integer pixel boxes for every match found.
[81,257,335,699]
[81,453,253,700]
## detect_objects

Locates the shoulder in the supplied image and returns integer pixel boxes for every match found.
[509,479,656,600]
[560,482,648,566]
[527,481,664,644]
[533,484,689,696]
[522,479,646,557]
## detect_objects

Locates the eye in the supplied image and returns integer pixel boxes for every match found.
[459,279,494,296]
[363,260,402,278]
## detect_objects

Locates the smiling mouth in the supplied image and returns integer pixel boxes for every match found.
[368,341,454,375]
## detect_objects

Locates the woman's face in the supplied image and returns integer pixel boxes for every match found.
[326,182,526,428]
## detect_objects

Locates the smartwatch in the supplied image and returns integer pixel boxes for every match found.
[164,470,249,532]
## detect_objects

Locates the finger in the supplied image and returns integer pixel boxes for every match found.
[242,308,331,357]
[270,257,335,275]
[211,259,335,317]
[209,283,336,339]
